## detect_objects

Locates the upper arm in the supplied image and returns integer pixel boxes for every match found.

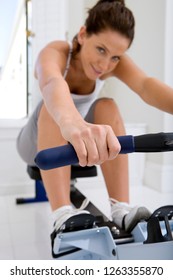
[113,54,148,97]
[35,41,68,90]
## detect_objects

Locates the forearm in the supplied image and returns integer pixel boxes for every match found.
[41,77,83,126]
[141,77,173,114]
[39,76,121,167]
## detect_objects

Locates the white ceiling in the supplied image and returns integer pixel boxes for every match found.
[0,0,20,66]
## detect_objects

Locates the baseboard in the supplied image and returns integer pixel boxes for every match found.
[144,161,173,192]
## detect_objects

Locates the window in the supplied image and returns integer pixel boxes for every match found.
[0,0,69,119]
[0,0,31,119]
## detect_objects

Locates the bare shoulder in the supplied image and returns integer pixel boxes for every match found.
[43,40,70,54]
[114,54,144,79]
[113,54,147,93]
[35,41,70,78]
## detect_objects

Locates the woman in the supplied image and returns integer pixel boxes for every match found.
[17,0,173,235]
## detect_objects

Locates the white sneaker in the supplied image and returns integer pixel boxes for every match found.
[110,198,151,232]
[53,204,95,233]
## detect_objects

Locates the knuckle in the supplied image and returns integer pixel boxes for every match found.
[80,150,87,160]
[93,125,102,135]
[72,131,81,142]
[88,153,99,165]
[109,144,121,159]
[79,153,87,166]
[93,125,107,139]
[100,154,108,162]
[89,155,98,164]
[104,124,111,131]
[81,127,91,138]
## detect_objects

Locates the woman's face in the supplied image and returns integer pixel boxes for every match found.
[77,27,130,80]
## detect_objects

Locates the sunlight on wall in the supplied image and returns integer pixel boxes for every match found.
[0,7,26,119]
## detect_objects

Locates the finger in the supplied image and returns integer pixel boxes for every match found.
[106,129,121,160]
[94,136,109,164]
[83,137,100,166]
[72,139,88,166]
[77,125,100,166]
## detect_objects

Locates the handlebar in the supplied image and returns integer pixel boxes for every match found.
[35,132,173,170]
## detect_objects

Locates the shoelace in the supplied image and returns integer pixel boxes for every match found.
[77,198,90,210]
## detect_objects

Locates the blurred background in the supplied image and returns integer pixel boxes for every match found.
[0,0,172,259]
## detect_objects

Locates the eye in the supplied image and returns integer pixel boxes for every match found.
[112,56,120,62]
[97,47,105,54]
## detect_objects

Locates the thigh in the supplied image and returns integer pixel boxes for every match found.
[16,101,43,166]
[37,103,67,151]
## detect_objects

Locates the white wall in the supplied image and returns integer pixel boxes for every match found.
[144,0,173,192]
[67,0,84,40]
[0,120,34,196]
[31,0,68,110]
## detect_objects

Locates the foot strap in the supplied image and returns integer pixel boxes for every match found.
[51,213,95,258]
[144,205,173,244]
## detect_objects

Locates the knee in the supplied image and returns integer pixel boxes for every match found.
[93,97,126,130]
[95,98,120,118]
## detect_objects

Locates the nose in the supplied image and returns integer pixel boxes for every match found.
[98,57,110,72]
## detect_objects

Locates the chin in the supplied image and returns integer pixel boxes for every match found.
[85,72,97,81]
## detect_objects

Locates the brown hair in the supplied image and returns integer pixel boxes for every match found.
[73,0,135,56]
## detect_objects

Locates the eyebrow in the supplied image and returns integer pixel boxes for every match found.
[99,43,120,58]
[100,43,110,53]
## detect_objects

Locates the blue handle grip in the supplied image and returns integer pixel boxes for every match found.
[35,135,134,170]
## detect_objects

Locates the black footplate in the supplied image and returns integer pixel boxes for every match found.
[149,205,173,220]
[144,205,173,244]
[51,213,95,258]
[95,215,133,244]
[50,214,133,258]
[70,187,133,244]
[58,213,96,233]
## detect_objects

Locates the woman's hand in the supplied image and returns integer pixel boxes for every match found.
[60,118,121,166]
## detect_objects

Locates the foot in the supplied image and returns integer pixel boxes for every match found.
[53,205,95,233]
[110,198,151,232]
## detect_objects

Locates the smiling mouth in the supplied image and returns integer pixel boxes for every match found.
[91,65,102,76]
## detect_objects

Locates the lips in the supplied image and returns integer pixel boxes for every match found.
[91,64,102,76]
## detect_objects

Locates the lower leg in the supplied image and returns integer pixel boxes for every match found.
[93,99,151,231]
[101,155,129,202]
[93,98,129,202]
[37,104,71,210]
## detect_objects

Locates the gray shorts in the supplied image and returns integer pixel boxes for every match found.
[16,98,111,166]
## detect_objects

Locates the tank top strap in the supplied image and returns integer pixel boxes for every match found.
[63,41,73,78]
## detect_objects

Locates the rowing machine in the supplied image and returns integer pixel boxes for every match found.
[35,133,173,259]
